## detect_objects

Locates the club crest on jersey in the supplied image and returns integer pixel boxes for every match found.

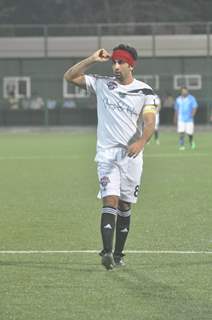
[100,176,110,188]
[107,81,118,90]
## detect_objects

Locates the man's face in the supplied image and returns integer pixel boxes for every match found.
[112,59,133,81]
[181,88,189,97]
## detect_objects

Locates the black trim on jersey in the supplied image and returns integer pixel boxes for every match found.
[127,88,154,95]
[92,74,115,80]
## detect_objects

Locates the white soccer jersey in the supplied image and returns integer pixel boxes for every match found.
[85,75,156,149]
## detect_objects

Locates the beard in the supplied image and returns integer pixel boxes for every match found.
[114,72,122,80]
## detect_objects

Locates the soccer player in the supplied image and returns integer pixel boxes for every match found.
[174,87,198,150]
[64,44,156,270]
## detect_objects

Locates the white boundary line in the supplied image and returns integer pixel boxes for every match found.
[0,250,211,254]
[0,155,82,161]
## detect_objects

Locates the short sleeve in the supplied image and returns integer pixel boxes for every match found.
[154,95,161,107]
[142,94,157,115]
[85,74,97,94]
[191,96,198,109]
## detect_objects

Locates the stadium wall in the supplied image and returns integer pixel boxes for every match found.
[0,34,211,58]
[0,56,211,126]
[0,24,212,126]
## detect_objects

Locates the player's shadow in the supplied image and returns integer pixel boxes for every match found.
[0,259,103,273]
[113,267,186,303]
[110,267,211,319]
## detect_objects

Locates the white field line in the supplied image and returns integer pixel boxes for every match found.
[0,153,209,161]
[0,250,211,255]
[0,155,81,160]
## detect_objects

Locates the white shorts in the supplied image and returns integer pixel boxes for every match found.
[177,121,194,135]
[155,113,160,130]
[95,147,143,204]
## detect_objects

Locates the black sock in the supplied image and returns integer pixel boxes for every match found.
[188,134,193,145]
[114,209,131,256]
[101,207,116,253]
[155,130,159,140]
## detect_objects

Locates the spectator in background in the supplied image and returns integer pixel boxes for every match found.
[47,99,57,109]
[8,91,19,110]
[163,93,174,108]
[174,87,198,150]
[63,99,76,109]
[20,97,30,109]
[5,80,18,109]
[30,92,44,110]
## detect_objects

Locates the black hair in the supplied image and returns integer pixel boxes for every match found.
[181,86,188,90]
[112,44,138,60]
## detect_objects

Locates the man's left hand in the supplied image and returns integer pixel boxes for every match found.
[127,140,145,158]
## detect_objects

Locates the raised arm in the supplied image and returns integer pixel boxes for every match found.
[64,49,110,89]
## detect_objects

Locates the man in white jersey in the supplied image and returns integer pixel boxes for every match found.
[64,44,157,270]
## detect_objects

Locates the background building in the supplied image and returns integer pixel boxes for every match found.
[0,1,212,125]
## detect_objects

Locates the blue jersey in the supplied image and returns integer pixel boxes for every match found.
[175,94,198,122]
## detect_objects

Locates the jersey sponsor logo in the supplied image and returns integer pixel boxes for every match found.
[103,97,138,117]
[107,81,118,90]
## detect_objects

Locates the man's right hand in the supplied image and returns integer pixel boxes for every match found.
[64,48,110,87]
[91,49,111,62]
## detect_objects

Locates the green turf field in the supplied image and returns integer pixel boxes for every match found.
[0,129,211,320]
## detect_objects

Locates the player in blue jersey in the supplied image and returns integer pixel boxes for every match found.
[174,87,198,150]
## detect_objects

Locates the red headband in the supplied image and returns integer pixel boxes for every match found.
[111,49,135,66]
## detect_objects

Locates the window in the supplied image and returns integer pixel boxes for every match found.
[174,75,202,90]
[63,79,90,98]
[135,75,159,90]
[3,77,31,99]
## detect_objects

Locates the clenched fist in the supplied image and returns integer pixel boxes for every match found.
[91,49,111,62]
